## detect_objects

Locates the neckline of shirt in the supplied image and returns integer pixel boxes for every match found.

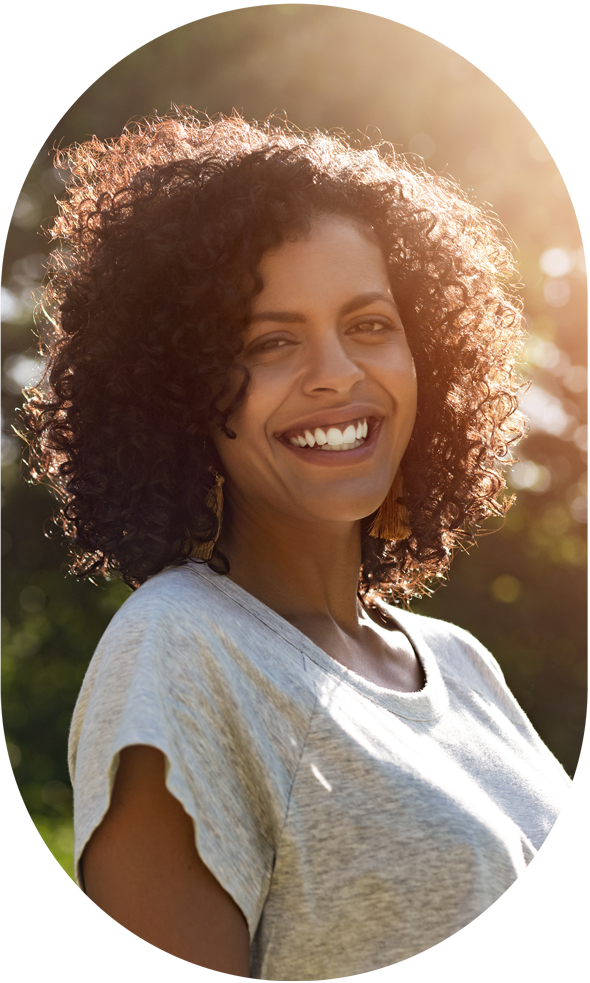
[187,564,448,721]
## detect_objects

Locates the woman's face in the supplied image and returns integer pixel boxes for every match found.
[213,214,417,530]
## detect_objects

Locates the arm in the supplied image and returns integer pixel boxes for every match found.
[81,744,250,976]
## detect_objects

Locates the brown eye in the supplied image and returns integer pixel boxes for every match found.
[247,335,295,355]
[351,318,393,334]
[259,339,288,351]
[263,338,290,349]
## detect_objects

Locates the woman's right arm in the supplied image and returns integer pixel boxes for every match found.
[81,744,251,976]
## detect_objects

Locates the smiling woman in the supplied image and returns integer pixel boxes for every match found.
[24,112,526,600]
[20,110,571,979]
[215,218,417,552]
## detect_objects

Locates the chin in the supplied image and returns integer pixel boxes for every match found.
[296,490,387,526]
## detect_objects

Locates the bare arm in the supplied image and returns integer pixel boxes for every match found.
[81,744,250,976]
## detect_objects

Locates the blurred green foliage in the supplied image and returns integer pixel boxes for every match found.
[1,6,586,881]
[2,463,131,878]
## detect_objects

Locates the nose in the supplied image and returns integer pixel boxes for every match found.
[301,333,364,395]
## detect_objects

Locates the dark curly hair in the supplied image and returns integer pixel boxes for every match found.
[22,110,526,603]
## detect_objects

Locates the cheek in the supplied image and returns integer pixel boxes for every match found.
[233,362,295,436]
[213,381,279,478]
[374,350,417,415]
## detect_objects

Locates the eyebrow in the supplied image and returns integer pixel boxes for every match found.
[249,291,398,325]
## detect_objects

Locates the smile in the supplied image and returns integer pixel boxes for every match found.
[281,417,371,452]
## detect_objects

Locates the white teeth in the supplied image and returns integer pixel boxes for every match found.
[320,437,363,451]
[286,418,369,449]
[327,427,344,446]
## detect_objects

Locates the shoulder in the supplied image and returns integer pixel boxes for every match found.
[385,605,512,699]
[98,562,272,666]
[107,562,238,632]
[70,563,317,767]
[385,606,572,788]
[69,561,317,799]
[82,562,299,686]
[386,605,494,657]
[77,564,231,692]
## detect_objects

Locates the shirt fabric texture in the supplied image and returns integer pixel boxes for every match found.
[69,563,571,980]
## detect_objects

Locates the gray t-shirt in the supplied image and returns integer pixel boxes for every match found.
[69,563,571,979]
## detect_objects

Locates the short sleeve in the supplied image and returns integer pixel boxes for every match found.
[68,571,311,938]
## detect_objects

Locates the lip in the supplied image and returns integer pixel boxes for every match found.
[274,404,385,438]
[277,417,384,466]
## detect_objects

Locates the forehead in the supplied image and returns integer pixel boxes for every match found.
[254,215,392,306]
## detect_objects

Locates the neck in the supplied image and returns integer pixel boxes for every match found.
[217,497,363,631]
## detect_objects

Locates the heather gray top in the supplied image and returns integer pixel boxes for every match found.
[68,563,571,980]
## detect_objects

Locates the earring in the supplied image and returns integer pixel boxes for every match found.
[189,470,225,561]
[368,470,411,541]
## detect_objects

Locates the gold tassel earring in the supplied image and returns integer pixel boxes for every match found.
[190,470,225,561]
[368,470,411,541]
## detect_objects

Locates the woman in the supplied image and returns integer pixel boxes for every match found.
[24,111,571,979]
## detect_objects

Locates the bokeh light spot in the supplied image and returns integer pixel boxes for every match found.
[541,507,570,537]
[10,628,41,659]
[1,287,25,322]
[11,191,43,230]
[3,353,44,393]
[519,386,574,437]
[573,425,587,452]
[6,742,22,768]
[525,337,561,369]
[41,779,73,813]
[56,824,75,854]
[19,585,46,613]
[543,278,571,307]
[569,496,587,524]
[509,459,552,492]
[563,366,587,393]
[540,247,574,277]
[491,575,522,603]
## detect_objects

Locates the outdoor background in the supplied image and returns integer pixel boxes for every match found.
[1,5,586,881]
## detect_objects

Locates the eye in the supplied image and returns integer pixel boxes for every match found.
[258,337,292,351]
[245,334,297,355]
[349,317,395,335]
[360,320,387,332]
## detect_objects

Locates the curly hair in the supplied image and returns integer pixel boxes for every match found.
[22,109,526,603]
